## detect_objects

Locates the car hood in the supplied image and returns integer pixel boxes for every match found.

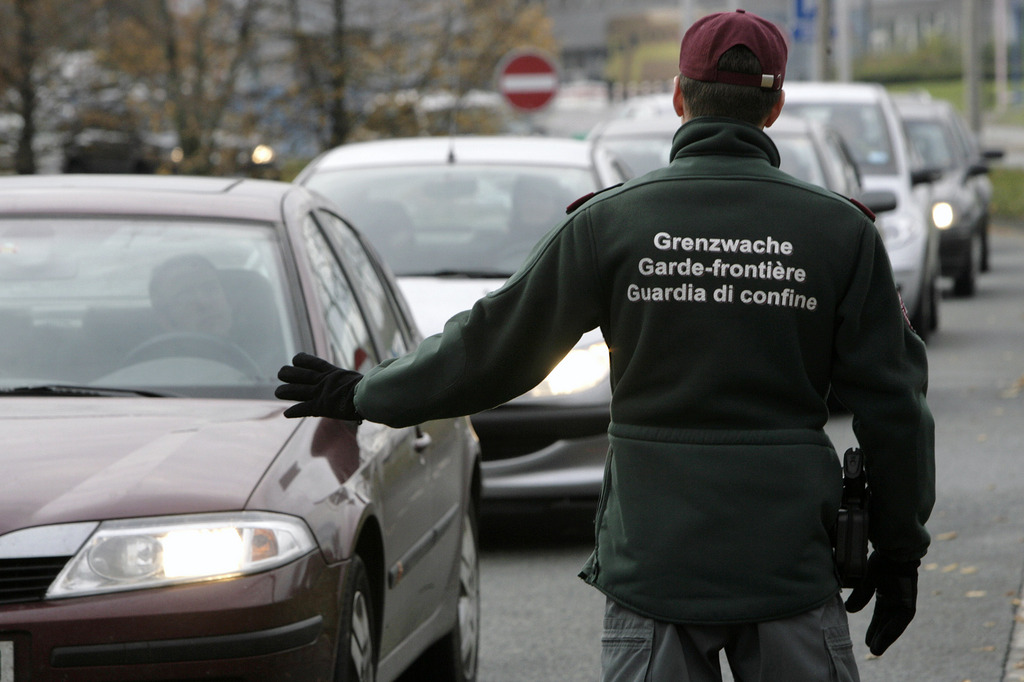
[397,276,505,336]
[396,276,610,408]
[397,275,605,347]
[0,398,296,535]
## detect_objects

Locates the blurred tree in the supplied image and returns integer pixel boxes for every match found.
[0,0,93,173]
[0,0,41,173]
[285,0,558,146]
[447,0,558,92]
[2,0,559,174]
[93,0,264,174]
[282,0,357,149]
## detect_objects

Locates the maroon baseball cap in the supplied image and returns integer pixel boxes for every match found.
[678,9,788,91]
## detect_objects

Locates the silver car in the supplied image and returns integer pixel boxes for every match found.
[587,111,869,201]
[783,82,942,341]
[297,136,629,510]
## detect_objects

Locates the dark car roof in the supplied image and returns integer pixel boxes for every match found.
[0,174,299,222]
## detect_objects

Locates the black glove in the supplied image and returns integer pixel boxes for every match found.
[276,352,363,420]
[844,551,920,656]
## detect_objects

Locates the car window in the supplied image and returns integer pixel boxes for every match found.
[0,218,296,396]
[784,102,897,175]
[946,111,980,161]
[822,131,863,197]
[299,214,377,372]
[305,164,596,276]
[316,209,411,362]
[773,135,826,186]
[903,119,957,170]
[598,137,672,176]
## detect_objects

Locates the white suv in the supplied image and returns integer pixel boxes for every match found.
[783,82,941,340]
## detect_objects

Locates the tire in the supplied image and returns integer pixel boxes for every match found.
[980,222,991,272]
[909,276,935,343]
[952,231,982,297]
[336,555,377,682]
[403,507,480,682]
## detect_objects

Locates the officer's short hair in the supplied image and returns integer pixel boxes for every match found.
[679,46,782,125]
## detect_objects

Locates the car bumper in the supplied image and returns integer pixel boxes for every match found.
[471,404,609,508]
[887,228,932,316]
[0,552,343,681]
[891,266,922,315]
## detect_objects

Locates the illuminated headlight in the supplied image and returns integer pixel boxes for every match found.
[251,144,275,165]
[931,201,955,229]
[47,512,316,599]
[530,342,610,397]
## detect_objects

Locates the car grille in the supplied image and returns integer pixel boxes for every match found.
[0,556,70,604]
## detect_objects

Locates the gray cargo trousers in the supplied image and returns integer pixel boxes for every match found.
[601,594,860,682]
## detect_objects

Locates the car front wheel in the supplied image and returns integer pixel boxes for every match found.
[952,230,983,297]
[336,555,376,682]
[449,508,481,681]
[981,219,991,272]
[909,274,937,343]
[403,507,480,682]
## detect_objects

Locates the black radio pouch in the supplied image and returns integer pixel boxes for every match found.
[835,447,869,588]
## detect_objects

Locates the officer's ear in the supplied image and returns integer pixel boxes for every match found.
[763,90,786,129]
[673,75,687,119]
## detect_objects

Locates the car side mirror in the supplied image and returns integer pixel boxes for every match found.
[860,190,898,214]
[911,167,943,185]
[965,162,990,179]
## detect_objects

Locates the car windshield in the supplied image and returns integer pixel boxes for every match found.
[597,133,826,187]
[903,119,957,170]
[305,164,596,276]
[0,218,298,399]
[783,102,896,175]
[599,137,671,176]
[772,136,826,186]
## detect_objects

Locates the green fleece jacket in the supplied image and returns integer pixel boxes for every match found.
[354,117,935,624]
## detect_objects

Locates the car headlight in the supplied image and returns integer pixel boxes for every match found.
[876,212,916,249]
[931,201,955,229]
[529,342,610,397]
[251,144,275,165]
[47,512,317,599]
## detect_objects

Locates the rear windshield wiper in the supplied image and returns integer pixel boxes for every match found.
[0,384,177,398]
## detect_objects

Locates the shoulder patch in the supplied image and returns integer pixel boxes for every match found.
[847,197,876,222]
[565,182,624,214]
[897,291,914,330]
[566,192,594,214]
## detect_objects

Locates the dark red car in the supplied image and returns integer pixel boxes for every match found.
[0,175,481,682]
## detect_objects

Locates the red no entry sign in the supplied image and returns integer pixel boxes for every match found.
[496,49,559,112]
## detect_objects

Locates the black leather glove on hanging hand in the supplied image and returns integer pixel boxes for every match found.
[844,550,920,656]
[276,353,363,420]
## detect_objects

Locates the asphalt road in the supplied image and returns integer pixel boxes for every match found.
[476,222,1024,682]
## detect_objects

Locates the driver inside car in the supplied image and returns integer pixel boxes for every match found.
[141,253,285,380]
[149,254,234,337]
[142,253,287,381]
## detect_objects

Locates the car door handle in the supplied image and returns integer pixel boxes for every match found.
[413,427,432,453]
